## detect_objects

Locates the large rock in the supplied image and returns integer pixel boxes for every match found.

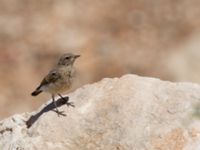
[1,74,200,150]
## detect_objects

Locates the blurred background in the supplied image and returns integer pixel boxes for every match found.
[0,0,200,119]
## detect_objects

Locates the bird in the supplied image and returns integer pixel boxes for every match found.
[31,53,80,115]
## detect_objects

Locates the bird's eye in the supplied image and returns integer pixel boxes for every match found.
[51,72,56,76]
[65,56,70,60]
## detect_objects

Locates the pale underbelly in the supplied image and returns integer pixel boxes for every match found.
[42,81,72,94]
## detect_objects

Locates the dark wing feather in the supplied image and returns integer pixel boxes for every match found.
[36,69,61,90]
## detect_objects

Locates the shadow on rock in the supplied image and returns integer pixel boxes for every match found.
[26,96,74,128]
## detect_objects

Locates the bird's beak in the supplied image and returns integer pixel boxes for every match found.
[74,55,81,59]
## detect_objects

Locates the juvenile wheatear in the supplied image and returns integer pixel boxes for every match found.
[31,53,80,114]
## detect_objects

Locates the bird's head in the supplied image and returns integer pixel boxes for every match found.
[58,53,80,66]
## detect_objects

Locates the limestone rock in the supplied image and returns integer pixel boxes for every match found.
[1,74,200,150]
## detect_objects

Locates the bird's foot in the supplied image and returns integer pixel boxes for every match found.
[66,101,75,107]
[59,95,75,107]
[53,109,66,117]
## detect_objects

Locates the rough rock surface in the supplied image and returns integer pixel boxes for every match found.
[1,74,200,150]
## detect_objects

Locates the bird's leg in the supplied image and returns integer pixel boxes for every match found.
[58,93,75,107]
[57,93,65,100]
[52,94,66,116]
[52,94,59,112]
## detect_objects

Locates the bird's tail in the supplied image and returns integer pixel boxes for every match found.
[31,89,42,96]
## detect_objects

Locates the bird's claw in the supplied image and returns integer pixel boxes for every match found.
[53,110,67,117]
[66,101,75,107]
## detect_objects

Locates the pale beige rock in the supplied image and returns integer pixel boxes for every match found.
[1,74,200,150]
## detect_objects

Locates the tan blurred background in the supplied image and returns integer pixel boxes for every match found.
[0,0,200,119]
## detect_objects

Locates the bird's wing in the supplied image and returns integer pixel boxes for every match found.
[36,69,61,90]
